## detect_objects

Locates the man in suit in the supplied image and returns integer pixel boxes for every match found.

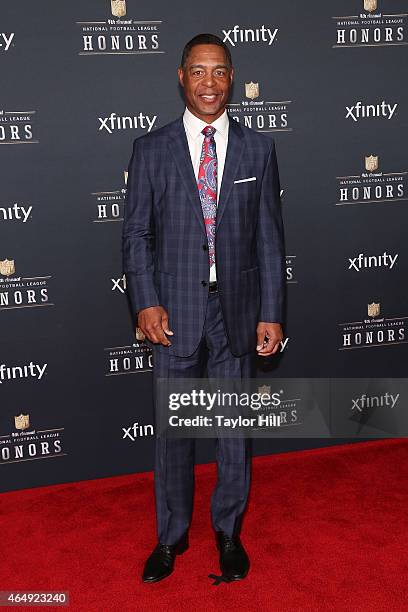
[122,33,286,583]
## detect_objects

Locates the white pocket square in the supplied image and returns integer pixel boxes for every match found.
[234,176,257,184]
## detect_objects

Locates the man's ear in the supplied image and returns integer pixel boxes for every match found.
[177,67,184,87]
[229,67,234,84]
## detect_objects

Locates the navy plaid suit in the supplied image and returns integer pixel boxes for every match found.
[122,114,286,545]
[122,114,286,358]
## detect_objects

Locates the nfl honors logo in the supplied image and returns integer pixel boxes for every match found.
[111,0,126,17]
[0,414,65,464]
[341,300,406,349]
[15,414,30,431]
[365,155,378,173]
[0,258,15,276]
[78,0,162,55]
[364,0,377,12]
[333,0,405,48]
[367,302,380,318]
[226,81,291,133]
[245,82,260,100]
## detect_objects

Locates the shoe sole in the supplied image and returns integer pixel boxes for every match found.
[142,573,172,584]
[223,569,249,581]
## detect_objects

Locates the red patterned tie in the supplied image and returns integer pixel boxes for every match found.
[197,125,217,269]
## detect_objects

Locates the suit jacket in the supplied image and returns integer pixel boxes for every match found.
[122,113,286,357]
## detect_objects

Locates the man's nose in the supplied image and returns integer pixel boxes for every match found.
[203,71,216,87]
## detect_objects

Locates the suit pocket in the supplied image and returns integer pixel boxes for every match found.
[241,266,259,275]
[157,267,176,278]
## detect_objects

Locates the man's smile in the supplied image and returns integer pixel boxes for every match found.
[198,93,222,103]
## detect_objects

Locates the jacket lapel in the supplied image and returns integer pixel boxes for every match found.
[168,116,206,237]
[216,116,245,230]
[168,114,245,236]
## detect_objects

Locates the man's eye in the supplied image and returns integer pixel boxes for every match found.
[193,70,203,76]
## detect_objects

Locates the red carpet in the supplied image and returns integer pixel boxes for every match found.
[1,439,408,611]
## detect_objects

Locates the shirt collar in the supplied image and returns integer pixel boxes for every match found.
[183,106,229,140]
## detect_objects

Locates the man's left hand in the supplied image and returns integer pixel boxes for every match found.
[256,322,283,356]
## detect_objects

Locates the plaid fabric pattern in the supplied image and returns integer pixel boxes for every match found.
[122,114,286,357]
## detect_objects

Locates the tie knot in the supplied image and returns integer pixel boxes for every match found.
[202,125,216,138]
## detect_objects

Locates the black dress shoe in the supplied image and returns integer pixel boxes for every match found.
[215,531,250,581]
[142,533,189,583]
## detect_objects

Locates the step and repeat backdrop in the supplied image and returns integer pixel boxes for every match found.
[1,0,407,492]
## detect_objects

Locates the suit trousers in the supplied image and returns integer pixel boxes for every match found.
[151,290,256,545]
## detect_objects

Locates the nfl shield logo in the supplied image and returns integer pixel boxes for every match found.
[135,327,146,342]
[245,82,260,100]
[15,414,30,431]
[365,155,378,172]
[258,385,271,395]
[367,302,380,318]
[364,0,377,12]
[0,258,15,276]
[111,0,126,17]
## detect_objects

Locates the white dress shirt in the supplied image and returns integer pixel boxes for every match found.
[183,106,229,282]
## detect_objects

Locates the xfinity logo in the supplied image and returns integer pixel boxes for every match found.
[279,338,289,352]
[348,251,398,271]
[98,112,156,134]
[346,100,398,122]
[0,203,32,223]
[222,25,278,46]
[0,33,14,52]
[122,421,154,441]
[111,274,126,293]
[351,393,399,412]
[0,362,47,384]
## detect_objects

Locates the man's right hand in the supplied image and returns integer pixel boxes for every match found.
[137,306,174,346]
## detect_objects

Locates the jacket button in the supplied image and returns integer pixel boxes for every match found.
[201,280,207,287]
[202,244,208,251]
